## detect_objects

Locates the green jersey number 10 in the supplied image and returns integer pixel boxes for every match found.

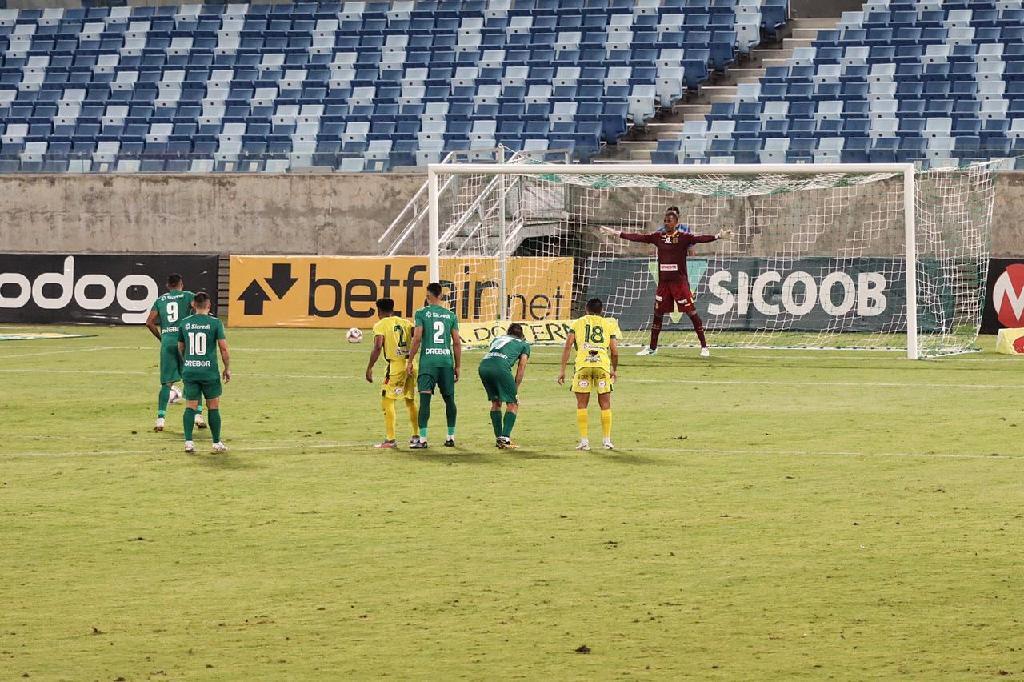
[188,331,207,356]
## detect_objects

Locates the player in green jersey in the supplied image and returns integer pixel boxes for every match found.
[407,282,461,449]
[478,323,531,449]
[176,292,231,454]
[146,273,204,433]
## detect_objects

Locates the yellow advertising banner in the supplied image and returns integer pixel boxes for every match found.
[228,255,574,328]
[995,327,1024,355]
[460,320,574,347]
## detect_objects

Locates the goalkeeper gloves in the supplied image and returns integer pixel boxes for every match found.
[715,229,735,240]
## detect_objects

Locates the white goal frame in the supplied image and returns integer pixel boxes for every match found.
[426,162,921,359]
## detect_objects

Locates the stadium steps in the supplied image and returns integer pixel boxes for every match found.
[218,256,231,324]
[605,16,839,162]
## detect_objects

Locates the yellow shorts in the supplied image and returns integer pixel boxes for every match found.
[382,362,416,401]
[571,367,613,394]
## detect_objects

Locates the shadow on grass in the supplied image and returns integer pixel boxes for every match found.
[192,452,261,470]
[594,450,670,466]
[404,450,498,465]
[505,448,562,460]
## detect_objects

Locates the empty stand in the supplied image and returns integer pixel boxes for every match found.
[0,0,781,172]
[651,0,1024,167]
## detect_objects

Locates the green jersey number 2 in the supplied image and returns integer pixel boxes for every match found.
[188,331,207,356]
[433,320,446,345]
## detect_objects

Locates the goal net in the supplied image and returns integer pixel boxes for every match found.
[403,163,995,359]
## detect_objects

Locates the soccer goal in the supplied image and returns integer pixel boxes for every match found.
[415,162,995,360]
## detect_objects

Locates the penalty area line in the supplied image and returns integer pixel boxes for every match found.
[0,367,1017,390]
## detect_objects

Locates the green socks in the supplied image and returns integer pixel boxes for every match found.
[502,411,517,438]
[490,410,502,438]
[418,393,431,439]
[416,394,456,440]
[183,407,196,441]
[157,385,170,418]
[209,409,222,442]
[443,395,457,433]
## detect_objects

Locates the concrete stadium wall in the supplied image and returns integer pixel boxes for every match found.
[0,172,425,256]
[0,171,1022,258]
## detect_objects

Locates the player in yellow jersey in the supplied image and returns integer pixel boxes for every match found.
[365,298,420,449]
[557,297,620,451]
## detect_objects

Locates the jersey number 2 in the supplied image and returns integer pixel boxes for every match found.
[187,332,207,356]
[432,320,446,345]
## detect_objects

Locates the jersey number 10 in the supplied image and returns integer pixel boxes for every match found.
[187,331,207,356]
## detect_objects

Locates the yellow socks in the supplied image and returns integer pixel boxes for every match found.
[382,398,397,441]
[576,409,589,439]
[600,409,612,440]
[405,398,419,438]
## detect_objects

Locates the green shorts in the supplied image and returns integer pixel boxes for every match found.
[478,362,518,404]
[183,377,222,401]
[417,364,456,397]
[159,342,183,385]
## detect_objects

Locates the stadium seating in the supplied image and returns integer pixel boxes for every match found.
[652,0,1024,168]
[0,0,781,172]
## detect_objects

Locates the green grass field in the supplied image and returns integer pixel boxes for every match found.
[2,325,1023,680]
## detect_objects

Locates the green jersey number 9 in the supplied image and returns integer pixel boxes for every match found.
[167,301,178,323]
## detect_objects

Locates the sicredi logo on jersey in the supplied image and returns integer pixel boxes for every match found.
[0,256,157,323]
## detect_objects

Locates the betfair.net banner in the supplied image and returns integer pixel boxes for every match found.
[228,255,574,328]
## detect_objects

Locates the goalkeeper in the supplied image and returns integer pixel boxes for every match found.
[601,206,732,357]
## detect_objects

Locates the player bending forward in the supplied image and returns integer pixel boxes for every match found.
[478,323,531,449]
[407,282,461,449]
[176,292,230,454]
[558,298,619,451]
[365,298,420,449]
[146,273,205,432]
[601,206,733,357]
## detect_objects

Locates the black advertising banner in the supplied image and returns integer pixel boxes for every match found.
[585,256,958,333]
[0,254,219,325]
[982,259,1024,334]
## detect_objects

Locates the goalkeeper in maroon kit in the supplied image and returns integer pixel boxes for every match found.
[601,206,732,357]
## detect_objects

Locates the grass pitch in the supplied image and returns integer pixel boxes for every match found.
[1,325,1022,680]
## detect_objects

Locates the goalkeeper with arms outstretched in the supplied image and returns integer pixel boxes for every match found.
[601,206,732,357]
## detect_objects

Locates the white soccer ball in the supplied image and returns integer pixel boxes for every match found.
[346,328,363,344]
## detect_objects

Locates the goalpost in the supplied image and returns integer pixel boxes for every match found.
[420,162,995,360]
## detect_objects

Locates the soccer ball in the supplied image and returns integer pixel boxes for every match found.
[346,328,363,344]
